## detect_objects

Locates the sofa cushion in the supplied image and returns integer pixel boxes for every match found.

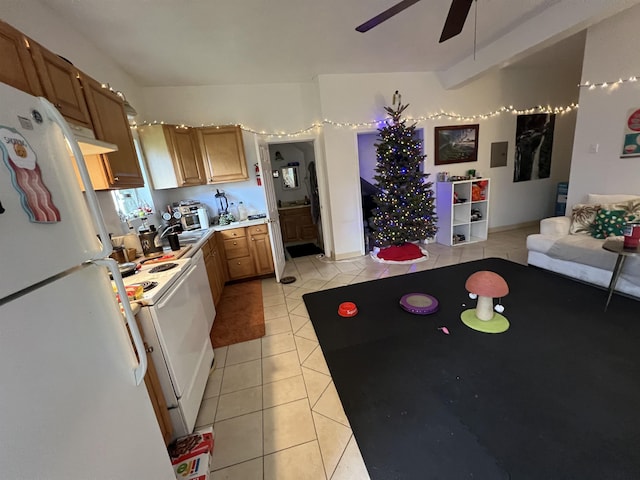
[569,204,600,235]
[587,194,640,204]
[601,198,640,219]
[591,209,628,239]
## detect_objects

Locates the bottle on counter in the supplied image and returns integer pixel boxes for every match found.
[228,202,238,222]
[237,201,248,221]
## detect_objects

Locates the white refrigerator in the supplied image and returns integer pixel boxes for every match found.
[0,83,175,479]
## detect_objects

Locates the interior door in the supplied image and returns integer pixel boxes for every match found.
[257,139,286,282]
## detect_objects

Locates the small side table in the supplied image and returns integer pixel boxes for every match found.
[602,238,640,310]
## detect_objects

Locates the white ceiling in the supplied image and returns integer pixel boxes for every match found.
[35,0,630,87]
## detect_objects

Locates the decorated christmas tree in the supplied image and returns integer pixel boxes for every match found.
[370,100,437,254]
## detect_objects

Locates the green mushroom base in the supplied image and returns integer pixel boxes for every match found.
[460,309,509,334]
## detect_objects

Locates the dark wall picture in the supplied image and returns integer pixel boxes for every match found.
[434,124,479,165]
[513,113,555,182]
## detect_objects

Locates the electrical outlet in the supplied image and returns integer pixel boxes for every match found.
[589,143,599,153]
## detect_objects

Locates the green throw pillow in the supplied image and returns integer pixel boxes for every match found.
[591,209,633,239]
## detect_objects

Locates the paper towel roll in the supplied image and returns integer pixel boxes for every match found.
[122,232,143,255]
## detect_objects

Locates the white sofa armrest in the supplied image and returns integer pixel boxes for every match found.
[540,216,571,236]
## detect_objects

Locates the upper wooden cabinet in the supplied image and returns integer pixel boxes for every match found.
[0,20,143,190]
[139,124,249,189]
[0,20,43,96]
[79,73,144,189]
[198,126,249,184]
[138,124,206,189]
[30,41,94,130]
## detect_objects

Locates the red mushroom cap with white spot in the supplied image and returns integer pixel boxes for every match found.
[465,271,509,297]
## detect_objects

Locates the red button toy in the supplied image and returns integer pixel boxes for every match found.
[338,302,358,317]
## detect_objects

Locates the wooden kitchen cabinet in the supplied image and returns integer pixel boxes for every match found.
[131,314,173,446]
[0,19,143,190]
[138,124,206,189]
[219,225,274,280]
[279,206,317,243]
[220,227,255,280]
[30,41,94,130]
[0,20,43,96]
[79,73,144,189]
[248,224,274,275]
[198,125,249,184]
[203,233,226,307]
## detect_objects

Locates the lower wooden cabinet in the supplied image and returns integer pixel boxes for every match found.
[131,314,172,445]
[249,225,274,275]
[143,340,173,445]
[202,233,226,308]
[279,206,317,243]
[219,224,274,280]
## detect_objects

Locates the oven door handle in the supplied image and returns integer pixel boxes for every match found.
[95,258,147,386]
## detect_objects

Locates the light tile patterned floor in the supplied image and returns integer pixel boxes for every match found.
[197,226,537,479]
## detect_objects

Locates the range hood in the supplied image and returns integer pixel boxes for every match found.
[66,122,118,156]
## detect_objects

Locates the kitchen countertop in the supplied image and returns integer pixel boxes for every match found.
[278,204,311,211]
[134,245,193,264]
[179,218,269,255]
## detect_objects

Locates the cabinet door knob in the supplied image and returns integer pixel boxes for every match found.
[237,261,241,265]
[233,241,237,245]
[114,177,119,182]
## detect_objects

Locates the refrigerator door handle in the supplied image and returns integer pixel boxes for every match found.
[95,258,148,386]
[38,98,113,260]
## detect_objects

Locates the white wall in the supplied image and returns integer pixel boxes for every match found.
[2,1,584,258]
[567,4,640,207]
[318,68,579,258]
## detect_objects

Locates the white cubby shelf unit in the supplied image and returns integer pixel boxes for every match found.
[435,178,490,246]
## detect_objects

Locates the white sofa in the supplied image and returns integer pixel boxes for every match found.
[526,194,640,299]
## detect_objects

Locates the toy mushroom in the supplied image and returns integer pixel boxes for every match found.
[465,271,509,321]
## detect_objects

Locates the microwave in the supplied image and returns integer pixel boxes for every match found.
[177,203,209,231]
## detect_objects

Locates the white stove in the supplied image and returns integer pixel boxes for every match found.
[122,250,215,440]
[123,258,192,305]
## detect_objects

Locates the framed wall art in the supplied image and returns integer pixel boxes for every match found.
[434,124,479,165]
[620,107,640,158]
[513,113,555,182]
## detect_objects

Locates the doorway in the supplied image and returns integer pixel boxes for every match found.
[267,141,324,259]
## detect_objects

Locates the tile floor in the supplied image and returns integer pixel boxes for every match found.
[196,226,537,479]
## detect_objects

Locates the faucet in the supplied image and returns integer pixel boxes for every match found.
[160,224,181,239]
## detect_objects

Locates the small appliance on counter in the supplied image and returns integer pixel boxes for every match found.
[174,200,207,231]
[138,225,163,256]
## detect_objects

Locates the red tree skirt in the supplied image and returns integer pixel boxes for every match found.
[374,243,426,262]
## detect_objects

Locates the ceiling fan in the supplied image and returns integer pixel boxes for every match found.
[356,0,475,43]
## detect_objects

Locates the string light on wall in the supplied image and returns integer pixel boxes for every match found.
[578,76,638,89]
[130,102,578,138]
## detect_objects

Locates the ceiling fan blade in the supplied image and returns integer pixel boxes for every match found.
[356,0,421,33]
[439,0,473,43]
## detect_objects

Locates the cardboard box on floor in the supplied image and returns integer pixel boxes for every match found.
[168,426,214,480]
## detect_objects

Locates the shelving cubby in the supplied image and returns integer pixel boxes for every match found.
[435,178,490,246]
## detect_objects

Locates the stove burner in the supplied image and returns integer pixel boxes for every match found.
[132,281,158,292]
[149,263,178,273]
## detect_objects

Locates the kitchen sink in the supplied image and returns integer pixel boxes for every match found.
[177,230,207,244]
